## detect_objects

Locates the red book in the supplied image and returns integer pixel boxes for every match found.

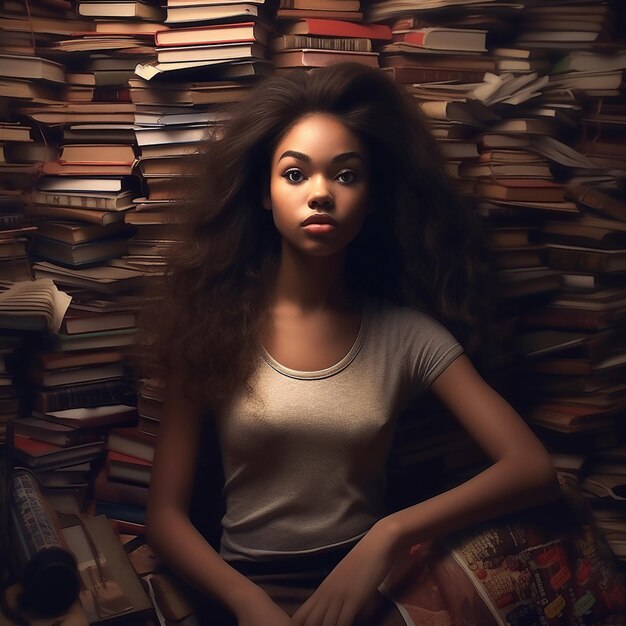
[390,28,486,52]
[12,434,104,468]
[282,19,392,41]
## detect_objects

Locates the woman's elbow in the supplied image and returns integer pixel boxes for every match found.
[526,449,562,504]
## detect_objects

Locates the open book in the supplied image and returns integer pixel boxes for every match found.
[0,279,71,333]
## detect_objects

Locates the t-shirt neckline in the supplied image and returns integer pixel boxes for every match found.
[260,301,371,380]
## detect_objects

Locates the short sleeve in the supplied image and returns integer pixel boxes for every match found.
[398,309,464,390]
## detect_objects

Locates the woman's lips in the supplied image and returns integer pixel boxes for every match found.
[301,213,338,234]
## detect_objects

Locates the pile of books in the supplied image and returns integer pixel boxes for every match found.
[271,1,390,71]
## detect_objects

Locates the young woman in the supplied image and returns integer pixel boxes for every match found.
[142,63,560,626]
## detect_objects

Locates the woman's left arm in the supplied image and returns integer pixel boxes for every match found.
[292,355,561,626]
[386,354,561,544]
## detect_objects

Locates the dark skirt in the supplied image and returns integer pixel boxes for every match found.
[195,543,407,625]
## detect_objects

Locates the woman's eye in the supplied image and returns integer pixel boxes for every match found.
[336,170,356,184]
[283,169,305,183]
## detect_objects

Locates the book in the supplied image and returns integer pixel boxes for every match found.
[30,362,126,388]
[12,433,104,469]
[36,350,127,370]
[280,18,391,40]
[106,450,152,486]
[78,0,165,20]
[496,267,561,299]
[0,279,71,333]
[41,161,135,177]
[270,34,371,52]
[60,514,153,624]
[30,236,129,267]
[418,99,498,125]
[546,245,626,274]
[383,65,486,84]
[539,216,626,250]
[24,205,129,226]
[94,465,149,508]
[271,48,378,68]
[60,309,136,334]
[390,28,487,52]
[37,177,132,193]
[530,351,626,377]
[94,500,147,525]
[280,0,360,8]
[12,416,107,447]
[34,404,137,429]
[475,179,566,203]
[276,8,362,21]
[0,53,65,83]
[156,42,266,63]
[155,20,270,46]
[53,328,138,352]
[553,50,626,74]
[108,426,156,462]
[29,189,136,211]
[165,2,261,23]
[59,144,136,165]
[93,20,169,34]
[521,305,623,332]
[32,380,136,413]
[565,184,626,224]
[32,262,146,294]
[33,221,132,246]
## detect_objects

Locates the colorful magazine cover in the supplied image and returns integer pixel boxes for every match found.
[383,481,626,626]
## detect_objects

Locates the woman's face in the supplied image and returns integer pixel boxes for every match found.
[267,113,370,258]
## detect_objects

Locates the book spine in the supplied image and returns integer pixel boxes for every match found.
[275,35,371,52]
[0,213,25,228]
[547,248,607,273]
[391,16,433,30]
[393,31,427,46]
[388,66,486,84]
[566,184,626,222]
[94,501,146,525]
[30,190,118,210]
[33,380,135,413]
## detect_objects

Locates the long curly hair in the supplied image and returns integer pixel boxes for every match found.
[138,62,494,407]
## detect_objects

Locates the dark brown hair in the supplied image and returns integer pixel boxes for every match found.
[138,63,493,406]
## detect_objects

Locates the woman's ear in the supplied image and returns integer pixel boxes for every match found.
[262,186,272,211]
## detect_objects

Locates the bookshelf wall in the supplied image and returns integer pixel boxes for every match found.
[1,0,626,612]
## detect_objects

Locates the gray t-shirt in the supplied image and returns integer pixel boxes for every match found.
[215,299,464,561]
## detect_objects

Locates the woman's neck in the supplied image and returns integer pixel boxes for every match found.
[272,245,352,312]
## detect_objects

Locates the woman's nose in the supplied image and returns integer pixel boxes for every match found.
[307,176,334,209]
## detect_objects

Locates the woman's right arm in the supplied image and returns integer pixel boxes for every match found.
[146,370,290,625]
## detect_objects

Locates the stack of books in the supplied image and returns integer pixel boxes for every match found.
[0,17,72,281]
[134,1,272,80]
[271,3,389,71]
[0,334,21,443]
[515,1,614,51]
[11,416,105,510]
[369,0,524,83]
[580,445,626,561]
[128,4,273,282]
[96,425,155,533]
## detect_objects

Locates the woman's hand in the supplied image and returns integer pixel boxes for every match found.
[291,519,400,626]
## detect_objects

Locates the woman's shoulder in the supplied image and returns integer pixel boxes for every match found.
[368,297,442,329]
[368,297,462,349]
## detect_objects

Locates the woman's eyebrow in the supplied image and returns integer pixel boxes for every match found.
[277,150,364,164]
